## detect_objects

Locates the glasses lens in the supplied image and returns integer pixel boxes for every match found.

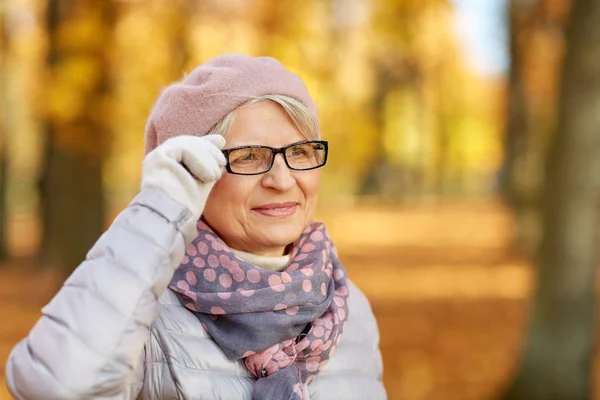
[285,142,326,170]
[227,147,273,174]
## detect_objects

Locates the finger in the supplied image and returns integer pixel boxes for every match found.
[189,136,226,169]
[181,150,221,182]
[205,141,227,167]
[203,134,226,150]
[159,135,225,181]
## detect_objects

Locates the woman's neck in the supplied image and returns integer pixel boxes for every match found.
[231,248,291,272]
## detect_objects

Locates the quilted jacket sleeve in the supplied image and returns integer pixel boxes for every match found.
[5,187,195,400]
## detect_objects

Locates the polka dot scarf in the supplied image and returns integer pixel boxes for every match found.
[169,220,350,400]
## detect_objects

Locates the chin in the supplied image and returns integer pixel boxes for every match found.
[256,224,305,249]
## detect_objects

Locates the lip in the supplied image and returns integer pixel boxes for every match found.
[252,202,298,218]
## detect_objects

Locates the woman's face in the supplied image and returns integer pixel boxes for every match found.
[202,101,321,256]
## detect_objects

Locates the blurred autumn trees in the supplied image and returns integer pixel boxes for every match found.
[39,0,116,273]
[501,0,571,253]
[0,0,505,267]
[501,1,600,399]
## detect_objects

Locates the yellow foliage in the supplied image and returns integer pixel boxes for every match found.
[4,0,508,210]
[56,14,107,53]
[46,57,102,123]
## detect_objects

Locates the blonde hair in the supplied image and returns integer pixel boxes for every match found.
[209,95,319,140]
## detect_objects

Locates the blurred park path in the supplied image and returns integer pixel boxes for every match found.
[321,200,531,400]
[0,200,536,400]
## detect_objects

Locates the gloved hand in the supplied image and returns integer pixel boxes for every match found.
[141,134,227,238]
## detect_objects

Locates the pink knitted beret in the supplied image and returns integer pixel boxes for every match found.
[144,54,319,154]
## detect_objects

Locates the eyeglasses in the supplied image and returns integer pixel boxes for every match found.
[222,140,328,175]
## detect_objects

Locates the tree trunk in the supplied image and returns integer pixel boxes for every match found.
[504,1,540,255]
[39,0,115,274]
[0,9,8,262]
[0,147,6,262]
[501,0,600,399]
[500,0,530,209]
[165,0,192,74]
[39,140,104,273]
[502,0,571,255]
[358,69,391,197]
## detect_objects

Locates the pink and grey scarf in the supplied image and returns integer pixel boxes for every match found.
[169,220,350,400]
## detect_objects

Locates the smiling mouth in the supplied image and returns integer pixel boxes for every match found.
[252,203,298,218]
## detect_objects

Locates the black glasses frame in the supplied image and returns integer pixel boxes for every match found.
[222,140,329,176]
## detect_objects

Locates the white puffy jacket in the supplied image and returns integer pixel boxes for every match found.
[5,188,386,400]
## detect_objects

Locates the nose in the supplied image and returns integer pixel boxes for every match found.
[261,153,296,191]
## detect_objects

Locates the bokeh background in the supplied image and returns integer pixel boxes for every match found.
[1,0,598,399]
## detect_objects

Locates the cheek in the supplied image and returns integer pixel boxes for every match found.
[297,172,321,203]
[210,178,239,208]
[206,175,256,216]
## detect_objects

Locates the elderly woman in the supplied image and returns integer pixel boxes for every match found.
[5,55,385,400]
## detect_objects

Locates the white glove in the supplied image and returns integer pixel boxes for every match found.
[141,134,226,236]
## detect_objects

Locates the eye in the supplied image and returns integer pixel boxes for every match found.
[229,148,267,165]
[289,146,308,156]
[241,153,256,161]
